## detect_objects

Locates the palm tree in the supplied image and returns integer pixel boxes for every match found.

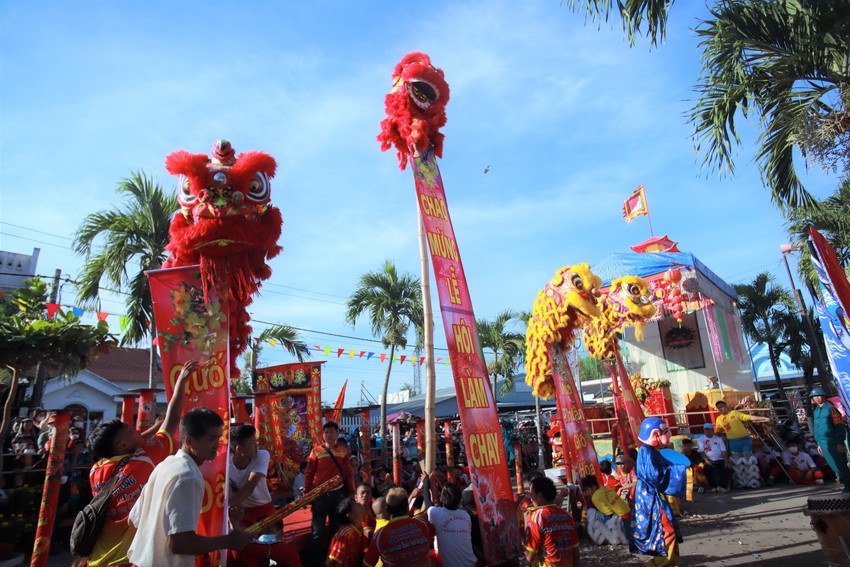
[476,310,525,397]
[563,0,673,46]
[786,178,850,285]
[734,273,795,402]
[690,0,850,210]
[245,323,312,385]
[346,261,422,464]
[73,171,178,388]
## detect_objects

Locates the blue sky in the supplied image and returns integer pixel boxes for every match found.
[0,1,839,407]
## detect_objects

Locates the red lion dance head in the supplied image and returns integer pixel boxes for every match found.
[378,51,450,170]
[163,139,283,377]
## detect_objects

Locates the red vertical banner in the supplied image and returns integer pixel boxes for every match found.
[361,410,372,476]
[254,394,275,452]
[392,423,402,485]
[232,395,251,424]
[148,265,231,549]
[606,362,632,452]
[514,443,523,494]
[416,420,426,463]
[134,388,159,430]
[614,350,645,446]
[548,343,602,483]
[119,394,136,426]
[31,412,70,567]
[412,152,521,564]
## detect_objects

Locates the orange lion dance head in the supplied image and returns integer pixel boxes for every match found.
[378,51,450,170]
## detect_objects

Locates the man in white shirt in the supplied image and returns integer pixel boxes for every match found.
[783,441,825,485]
[229,424,275,526]
[127,408,251,567]
[422,475,477,567]
[698,423,731,493]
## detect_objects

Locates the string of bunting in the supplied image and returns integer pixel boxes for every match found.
[25,301,523,369]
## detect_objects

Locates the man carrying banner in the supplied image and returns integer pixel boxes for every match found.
[77,360,197,567]
[304,421,355,562]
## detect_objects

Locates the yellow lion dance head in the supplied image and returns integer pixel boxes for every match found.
[525,263,601,399]
[583,275,656,360]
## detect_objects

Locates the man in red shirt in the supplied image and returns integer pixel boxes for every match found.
[77,360,197,567]
[327,497,368,567]
[364,487,435,567]
[524,477,580,567]
[304,421,355,562]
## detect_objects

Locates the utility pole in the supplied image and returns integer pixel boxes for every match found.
[49,269,61,304]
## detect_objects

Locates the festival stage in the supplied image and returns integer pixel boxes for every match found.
[281,507,311,550]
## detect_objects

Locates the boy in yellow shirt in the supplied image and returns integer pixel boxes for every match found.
[581,474,631,545]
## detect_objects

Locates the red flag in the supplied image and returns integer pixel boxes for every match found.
[337,348,345,358]
[380,353,387,363]
[359,351,366,358]
[810,226,850,315]
[96,311,109,321]
[622,184,649,223]
[400,355,407,365]
[330,380,348,424]
[45,303,60,318]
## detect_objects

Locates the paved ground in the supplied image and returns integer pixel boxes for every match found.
[18,483,842,566]
[580,482,838,567]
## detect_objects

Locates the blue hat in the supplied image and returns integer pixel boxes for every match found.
[703,423,714,429]
[638,417,667,444]
[810,387,827,397]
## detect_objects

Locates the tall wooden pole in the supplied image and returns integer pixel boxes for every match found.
[418,210,437,473]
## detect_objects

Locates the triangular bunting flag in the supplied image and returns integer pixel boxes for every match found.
[349,350,356,359]
[324,346,332,356]
[436,358,442,364]
[46,303,60,318]
[267,339,278,347]
[380,353,386,363]
[337,348,345,358]
[419,357,425,366]
[314,345,323,350]
[96,311,109,321]
[393,355,398,362]
[367,352,374,361]
[446,358,450,365]
[400,355,407,365]
[119,315,130,332]
[411,356,418,364]
[71,307,84,317]
[359,351,366,358]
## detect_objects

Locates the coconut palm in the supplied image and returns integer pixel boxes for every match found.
[564,0,673,46]
[476,310,526,397]
[346,261,422,464]
[690,0,850,210]
[786,178,850,285]
[73,171,179,388]
[734,273,795,402]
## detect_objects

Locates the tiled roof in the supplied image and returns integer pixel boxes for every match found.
[86,347,161,384]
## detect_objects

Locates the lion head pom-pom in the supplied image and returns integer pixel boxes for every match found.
[378,51,450,170]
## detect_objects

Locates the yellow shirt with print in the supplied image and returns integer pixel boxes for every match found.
[715,410,751,440]
[591,486,630,518]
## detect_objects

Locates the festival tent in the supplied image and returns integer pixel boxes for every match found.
[592,251,754,414]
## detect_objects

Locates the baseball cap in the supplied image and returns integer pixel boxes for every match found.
[703,423,714,429]
[614,455,626,464]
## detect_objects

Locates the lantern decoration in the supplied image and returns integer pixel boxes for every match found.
[653,268,684,325]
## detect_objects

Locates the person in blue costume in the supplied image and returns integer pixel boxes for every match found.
[631,417,688,567]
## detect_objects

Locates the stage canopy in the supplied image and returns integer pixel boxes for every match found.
[592,251,738,312]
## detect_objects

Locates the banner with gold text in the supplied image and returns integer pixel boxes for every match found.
[254,362,324,485]
[148,266,230,551]
[549,343,602,483]
[412,150,521,564]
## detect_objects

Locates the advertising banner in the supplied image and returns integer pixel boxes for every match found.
[254,362,324,484]
[411,151,521,564]
[614,350,645,446]
[549,342,602,483]
[148,265,231,549]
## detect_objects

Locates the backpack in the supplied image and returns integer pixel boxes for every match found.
[70,456,130,558]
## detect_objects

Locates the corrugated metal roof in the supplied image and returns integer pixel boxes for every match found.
[86,347,161,384]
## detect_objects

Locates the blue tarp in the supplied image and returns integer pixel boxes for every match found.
[592,252,738,304]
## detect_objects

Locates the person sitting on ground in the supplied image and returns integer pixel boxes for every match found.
[599,459,620,490]
[76,360,196,567]
[421,475,478,567]
[698,423,731,493]
[327,497,369,567]
[127,408,251,567]
[364,486,435,567]
[581,474,630,545]
[803,433,820,459]
[354,483,376,536]
[782,440,824,485]
[524,476,580,567]
[714,401,770,454]
[752,440,783,485]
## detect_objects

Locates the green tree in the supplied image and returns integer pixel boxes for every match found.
[578,355,607,383]
[0,278,117,450]
[346,261,422,465]
[690,0,850,210]
[734,273,795,401]
[73,171,178,388]
[243,323,312,389]
[564,0,674,46]
[786,178,850,285]
[476,310,525,397]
